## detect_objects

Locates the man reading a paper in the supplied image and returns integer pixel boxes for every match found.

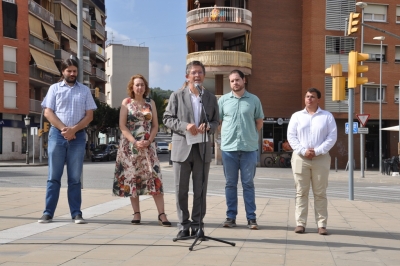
[163,60,219,239]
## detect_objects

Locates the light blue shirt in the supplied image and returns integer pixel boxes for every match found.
[287,107,337,156]
[41,81,97,127]
[219,90,264,152]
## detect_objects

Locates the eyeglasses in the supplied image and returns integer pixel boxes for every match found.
[189,71,204,76]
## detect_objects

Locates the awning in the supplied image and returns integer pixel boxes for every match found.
[69,39,77,53]
[30,48,60,76]
[381,126,400,131]
[95,8,102,24]
[70,0,77,4]
[29,15,43,40]
[60,5,70,26]
[41,22,59,44]
[69,11,77,27]
[83,23,91,40]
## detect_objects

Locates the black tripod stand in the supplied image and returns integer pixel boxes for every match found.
[172,90,235,251]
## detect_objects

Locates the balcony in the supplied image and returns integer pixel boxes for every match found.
[91,67,106,81]
[53,0,76,12]
[91,20,105,38]
[92,0,106,13]
[54,49,71,61]
[30,99,43,114]
[29,35,55,55]
[83,74,90,85]
[187,50,252,74]
[83,61,92,74]
[83,37,92,50]
[97,91,106,103]
[29,65,56,86]
[28,0,54,26]
[187,7,252,26]
[83,11,91,24]
[55,20,77,40]
[90,43,105,60]
[4,61,16,74]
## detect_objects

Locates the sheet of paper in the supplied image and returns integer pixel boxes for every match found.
[186,131,208,145]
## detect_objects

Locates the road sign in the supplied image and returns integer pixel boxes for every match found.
[30,127,38,135]
[356,114,370,127]
[357,127,369,134]
[345,122,358,134]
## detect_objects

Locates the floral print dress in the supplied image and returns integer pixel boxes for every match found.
[112,98,163,197]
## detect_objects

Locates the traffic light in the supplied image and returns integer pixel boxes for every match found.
[38,129,44,137]
[348,51,369,88]
[325,63,346,101]
[43,122,50,132]
[348,12,360,36]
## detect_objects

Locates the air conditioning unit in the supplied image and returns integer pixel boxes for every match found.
[83,56,90,61]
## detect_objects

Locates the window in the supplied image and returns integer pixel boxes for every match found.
[395,86,399,103]
[326,0,355,31]
[2,0,17,38]
[4,81,17,109]
[3,46,16,73]
[364,44,386,62]
[363,86,385,102]
[396,46,400,63]
[364,4,387,22]
[325,36,354,72]
[397,6,400,23]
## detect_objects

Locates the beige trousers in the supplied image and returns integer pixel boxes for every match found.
[291,152,331,228]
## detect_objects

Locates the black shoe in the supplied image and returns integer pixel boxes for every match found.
[38,214,52,223]
[176,229,190,238]
[73,214,87,224]
[191,228,205,236]
[223,218,237,228]
[247,219,258,230]
[131,212,141,225]
[158,213,171,227]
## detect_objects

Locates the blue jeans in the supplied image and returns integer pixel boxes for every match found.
[43,127,86,218]
[222,150,257,220]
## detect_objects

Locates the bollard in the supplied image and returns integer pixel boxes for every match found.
[168,142,172,165]
[335,157,337,172]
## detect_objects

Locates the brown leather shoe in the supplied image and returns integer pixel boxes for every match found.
[294,226,305,233]
[318,227,328,235]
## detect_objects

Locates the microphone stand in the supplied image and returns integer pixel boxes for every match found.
[172,90,236,251]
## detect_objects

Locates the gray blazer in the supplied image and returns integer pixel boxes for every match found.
[163,87,219,162]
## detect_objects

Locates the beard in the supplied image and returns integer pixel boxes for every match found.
[64,75,76,84]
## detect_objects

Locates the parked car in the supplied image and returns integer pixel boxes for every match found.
[91,144,118,162]
[156,142,169,154]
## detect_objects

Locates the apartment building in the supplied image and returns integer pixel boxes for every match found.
[0,0,107,160]
[105,44,149,108]
[186,0,400,169]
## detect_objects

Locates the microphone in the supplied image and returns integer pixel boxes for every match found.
[194,83,203,96]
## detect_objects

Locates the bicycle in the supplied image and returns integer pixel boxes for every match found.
[264,154,286,168]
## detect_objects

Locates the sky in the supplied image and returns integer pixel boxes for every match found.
[105,0,188,91]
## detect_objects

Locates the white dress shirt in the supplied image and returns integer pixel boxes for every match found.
[189,89,202,127]
[287,107,337,156]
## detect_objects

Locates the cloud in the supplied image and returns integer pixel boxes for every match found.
[106,26,138,45]
[149,61,173,88]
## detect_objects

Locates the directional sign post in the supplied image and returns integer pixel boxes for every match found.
[356,114,370,127]
[345,122,358,134]
[358,127,369,134]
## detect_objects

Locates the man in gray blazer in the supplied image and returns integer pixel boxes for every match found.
[163,61,219,239]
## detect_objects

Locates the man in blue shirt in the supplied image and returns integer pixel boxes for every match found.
[219,69,264,229]
[38,59,97,224]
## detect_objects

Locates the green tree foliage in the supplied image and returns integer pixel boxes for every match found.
[150,90,168,126]
[91,98,120,134]
[151,87,173,99]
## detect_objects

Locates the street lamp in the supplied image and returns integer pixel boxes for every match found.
[373,36,385,173]
[356,2,367,177]
[24,116,31,164]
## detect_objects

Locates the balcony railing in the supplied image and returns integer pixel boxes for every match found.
[30,99,43,113]
[91,67,106,81]
[187,50,252,69]
[29,65,56,84]
[83,74,90,85]
[4,61,16,73]
[98,91,106,103]
[29,35,55,55]
[92,0,106,13]
[54,49,71,61]
[91,20,105,37]
[53,0,76,12]
[55,20,77,40]
[91,43,105,58]
[83,61,91,73]
[83,11,91,24]
[83,37,92,50]
[28,0,54,26]
[187,7,252,27]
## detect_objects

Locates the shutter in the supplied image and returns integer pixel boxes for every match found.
[325,77,349,113]
[326,0,356,31]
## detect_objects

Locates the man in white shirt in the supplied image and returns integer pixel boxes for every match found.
[287,88,337,235]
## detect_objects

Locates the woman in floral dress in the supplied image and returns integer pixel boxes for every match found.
[113,74,171,226]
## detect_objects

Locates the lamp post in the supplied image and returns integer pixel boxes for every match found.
[24,116,31,164]
[356,2,367,177]
[373,36,385,173]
